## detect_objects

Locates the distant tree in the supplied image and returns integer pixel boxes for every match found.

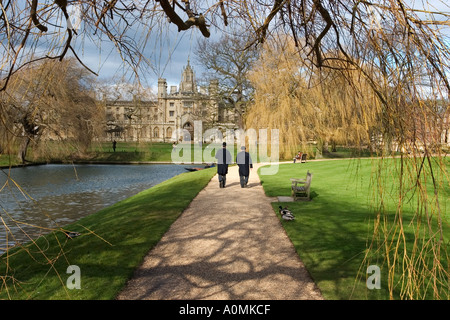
[195,32,259,128]
[97,79,159,143]
[1,58,101,163]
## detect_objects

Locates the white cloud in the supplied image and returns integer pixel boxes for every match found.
[66,3,211,90]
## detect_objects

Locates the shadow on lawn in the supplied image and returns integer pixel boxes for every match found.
[263,159,449,300]
[272,195,389,300]
[116,209,323,300]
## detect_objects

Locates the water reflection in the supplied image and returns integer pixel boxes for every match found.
[0,164,192,252]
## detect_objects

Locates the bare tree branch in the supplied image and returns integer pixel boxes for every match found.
[156,0,210,37]
[31,0,48,32]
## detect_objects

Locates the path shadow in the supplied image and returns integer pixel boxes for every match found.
[117,166,323,300]
[117,213,322,300]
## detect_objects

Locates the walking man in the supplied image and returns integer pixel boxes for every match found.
[236,146,253,188]
[215,142,232,188]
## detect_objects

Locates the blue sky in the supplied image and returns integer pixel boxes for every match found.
[65,1,449,95]
[68,9,214,93]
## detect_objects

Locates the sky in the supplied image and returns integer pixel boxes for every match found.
[65,1,449,96]
[67,6,217,95]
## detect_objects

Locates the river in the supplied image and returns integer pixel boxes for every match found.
[0,163,196,252]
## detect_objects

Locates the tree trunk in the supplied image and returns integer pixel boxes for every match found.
[17,136,31,164]
[331,140,337,152]
[322,140,329,153]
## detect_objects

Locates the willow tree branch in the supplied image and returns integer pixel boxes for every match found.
[69,46,99,76]
[255,0,287,43]
[311,0,334,68]
[156,0,210,37]
[219,0,227,26]
[59,28,72,61]
[95,0,119,28]
[31,0,48,32]
[0,22,32,91]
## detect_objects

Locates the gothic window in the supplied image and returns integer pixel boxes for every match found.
[166,127,172,138]
[153,127,159,138]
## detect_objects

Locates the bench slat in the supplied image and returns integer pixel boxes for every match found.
[290,171,313,201]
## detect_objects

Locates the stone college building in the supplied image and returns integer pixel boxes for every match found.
[103,60,236,143]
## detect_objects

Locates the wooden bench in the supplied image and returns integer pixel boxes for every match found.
[290,171,313,201]
[300,153,307,163]
[293,153,307,163]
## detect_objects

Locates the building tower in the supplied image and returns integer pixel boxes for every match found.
[179,59,197,94]
[158,78,167,98]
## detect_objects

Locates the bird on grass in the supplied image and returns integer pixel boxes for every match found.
[282,214,295,221]
[64,231,81,239]
[279,206,295,220]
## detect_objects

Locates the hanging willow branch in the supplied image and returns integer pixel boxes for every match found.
[156,0,210,37]
[30,0,48,32]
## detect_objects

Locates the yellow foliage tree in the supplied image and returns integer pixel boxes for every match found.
[245,35,383,159]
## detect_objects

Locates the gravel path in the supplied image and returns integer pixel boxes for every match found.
[116,163,323,300]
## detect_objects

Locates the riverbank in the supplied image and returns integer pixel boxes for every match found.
[0,167,217,299]
[0,162,47,169]
[1,141,379,168]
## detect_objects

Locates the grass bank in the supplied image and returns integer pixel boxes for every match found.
[259,157,449,300]
[88,142,376,163]
[88,142,247,163]
[2,141,377,167]
[0,167,216,299]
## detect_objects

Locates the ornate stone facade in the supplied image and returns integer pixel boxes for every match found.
[103,60,236,142]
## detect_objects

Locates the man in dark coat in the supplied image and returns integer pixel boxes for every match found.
[215,142,232,188]
[236,146,253,188]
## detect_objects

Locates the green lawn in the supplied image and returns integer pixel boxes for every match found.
[2,140,377,167]
[89,142,376,163]
[84,141,241,163]
[3,147,448,300]
[0,167,216,299]
[258,157,449,300]
[88,141,174,162]
[0,154,24,167]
